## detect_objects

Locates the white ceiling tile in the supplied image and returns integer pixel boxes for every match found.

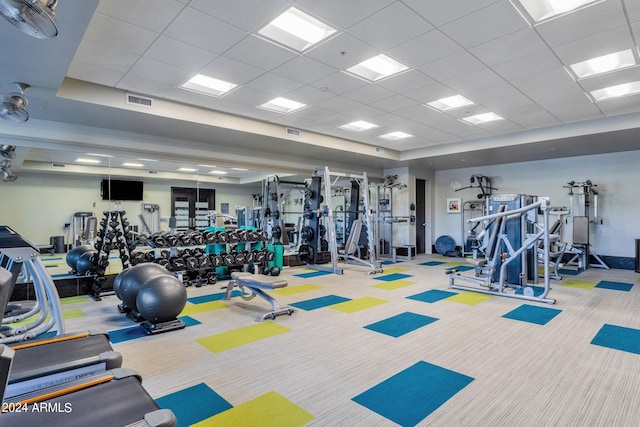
[443,68,505,94]
[271,56,337,85]
[577,66,640,92]
[127,57,194,86]
[510,67,578,96]
[295,0,395,30]
[66,62,124,87]
[440,2,528,48]
[144,36,218,72]
[304,32,380,70]
[83,13,159,55]
[483,93,537,112]
[96,0,185,33]
[402,0,501,27]
[223,35,298,71]
[282,85,337,104]
[73,40,139,73]
[509,110,561,129]
[199,56,265,85]
[387,30,462,68]
[545,100,603,123]
[535,0,627,47]
[314,95,363,112]
[290,106,339,122]
[163,87,217,107]
[370,95,418,112]
[470,28,547,66]
[245,73,304,95]
[189,0,289,31]
[493,50,562,80]
[419,51,486,81]
[403,82,454,103]
[164,7,249,54]
[347,2,433,50]
[341,104,387,121]
[310,72,369,95]
[222,86,273,106]
[376,70,436,93]
[342,84,396,104]
[626,0,640,22]
[596,93,640,116]
[551,25,635,66]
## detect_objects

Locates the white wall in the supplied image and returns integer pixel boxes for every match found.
[0,172,259,245]
[434,150,640,258]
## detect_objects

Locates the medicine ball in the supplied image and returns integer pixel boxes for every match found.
[66,245,94,271]
[269,266,281,276]
[136,274,187,324]
[118,263,171,311]
[75,250,97,276]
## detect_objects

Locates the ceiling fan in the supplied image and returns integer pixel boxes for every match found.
[0,82,30,123]
[0,144,16,159]
[0,0,58,39]
[1,159,17,182]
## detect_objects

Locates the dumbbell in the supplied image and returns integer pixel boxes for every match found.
[216,231,229,243]
[185,256,199,270]
[228,230,240,243]
[170,256,187,271]
[192,233,205,245]
[203,231,218,244]
[235,251,248,264]
[210,254,223,267]
[221,252,237,266]
[198,254,212,269]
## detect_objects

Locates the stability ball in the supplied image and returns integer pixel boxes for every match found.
[269,266,281,276]
[118,263,171,311]
[66,245,95,271]
[75,250,97,275]
[136,274,187,324]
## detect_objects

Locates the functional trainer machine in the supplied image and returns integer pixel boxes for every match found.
[446,197,556,304]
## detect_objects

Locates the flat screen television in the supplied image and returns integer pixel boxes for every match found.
[101,179,144,201]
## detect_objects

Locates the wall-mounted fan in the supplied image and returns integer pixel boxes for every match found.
[0,0,58,39]
[0,144,16,159]
[1,159,17,182]
[0,83,30,123]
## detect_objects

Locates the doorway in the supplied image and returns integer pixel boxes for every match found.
[171,187,215,231]
[415,178,430,254]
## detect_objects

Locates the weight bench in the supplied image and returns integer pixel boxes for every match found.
[224,272,296,322]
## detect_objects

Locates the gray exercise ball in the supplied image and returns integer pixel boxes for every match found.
[75,250,97,275]
[118,263,171,311]
[66,245,95,270]
[136,274,187,324]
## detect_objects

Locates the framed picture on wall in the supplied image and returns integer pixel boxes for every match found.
[447,198,461,214]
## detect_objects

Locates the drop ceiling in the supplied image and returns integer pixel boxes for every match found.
[2,0,640,182]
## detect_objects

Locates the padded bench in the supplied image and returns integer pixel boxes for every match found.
[224,272,296,322]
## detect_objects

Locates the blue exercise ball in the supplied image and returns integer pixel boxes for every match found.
[118,263,171,311]
[136,274,187,324]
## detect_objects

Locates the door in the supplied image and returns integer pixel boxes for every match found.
[171,187,215,231]
[415,178,427,254]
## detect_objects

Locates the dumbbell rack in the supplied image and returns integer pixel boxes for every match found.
[206,226,273,279]
[89,210,136,300]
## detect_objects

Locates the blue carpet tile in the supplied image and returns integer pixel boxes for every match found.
[188,290,241,304]
[364,312,438,338]
[595,280,633,291]
[502,304,562,325]
[446,265,474,272]
[591,324,640,355]
[156,383,232,427]
[407,289,457,303]
[420,261,445,266]
[290,295,351,311]
[294,270,333,278]
[374,273,413,282]
[558,268,581,276]
[352,361,474,426]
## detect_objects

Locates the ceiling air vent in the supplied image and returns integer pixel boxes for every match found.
[148,170,158,175]
[51,162,65,168]
[126,93,153,108]
[375,147,385,153]
[285,127,301,137]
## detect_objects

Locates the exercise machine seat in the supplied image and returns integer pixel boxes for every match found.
[225,272,295,321]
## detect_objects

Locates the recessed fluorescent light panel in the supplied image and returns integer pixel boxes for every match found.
[75,158,101,164]
[122,162,144,167]
[181,74,237,97]
[209,170,227,175]
[514,0,600,23]
[346,54,409,82]
[425,94,475,111]
[232,168,248,171]
[177,168,197,172]
[258,7,337,52]
[259,97,307,114]
[339,120,379,132]
[461,112,504,125]
[379,131,413,141]
[590,81,640,101]
[85,153,113,158]
[570,49,636,79]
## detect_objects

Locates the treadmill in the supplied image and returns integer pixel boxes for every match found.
[1,344,176,427]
